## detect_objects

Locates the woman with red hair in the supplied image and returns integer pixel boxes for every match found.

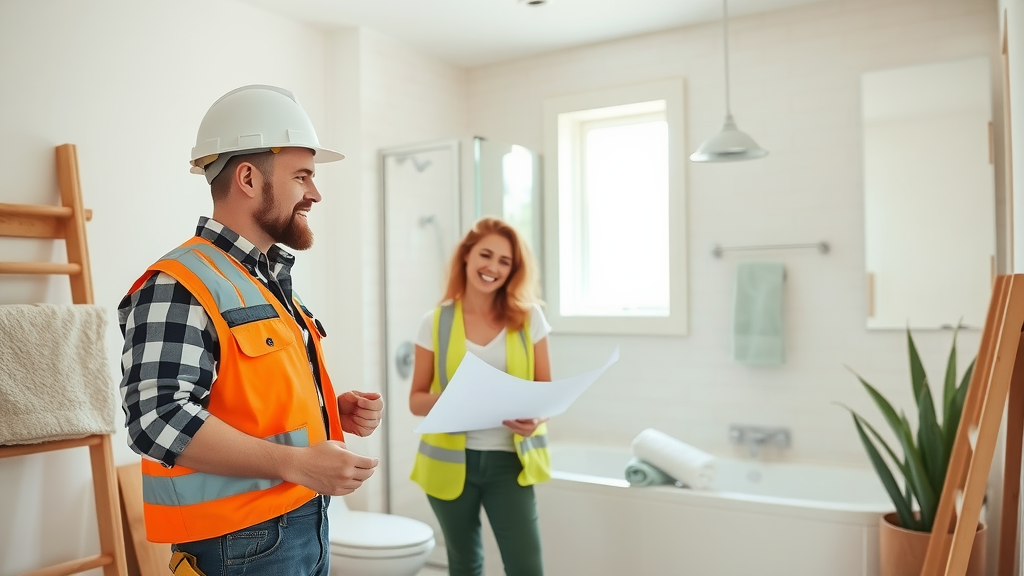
[409,217,551,576]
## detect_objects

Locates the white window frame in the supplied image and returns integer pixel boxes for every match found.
[542,79,688,336]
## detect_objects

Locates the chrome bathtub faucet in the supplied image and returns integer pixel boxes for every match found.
[728,425,791,459]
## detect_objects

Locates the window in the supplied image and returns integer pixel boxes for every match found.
[501,144,539,256]
[543,80,687,335]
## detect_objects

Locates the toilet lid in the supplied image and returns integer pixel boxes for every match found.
[331,538,435,560]
[328,510,435,549]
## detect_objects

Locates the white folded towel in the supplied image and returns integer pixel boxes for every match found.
[631,428,716,490]
[0,304,118,445]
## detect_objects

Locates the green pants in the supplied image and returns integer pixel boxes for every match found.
[427,449,544,576]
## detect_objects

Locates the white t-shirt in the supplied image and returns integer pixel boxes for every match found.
[416,303,551,452]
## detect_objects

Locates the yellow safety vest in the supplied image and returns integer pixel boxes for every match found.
[410,300,551,500]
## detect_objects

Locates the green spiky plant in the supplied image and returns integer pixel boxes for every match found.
[841,328,975,532]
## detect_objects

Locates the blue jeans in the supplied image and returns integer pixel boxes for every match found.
[171,495,330,576]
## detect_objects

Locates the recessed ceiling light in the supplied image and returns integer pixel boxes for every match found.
[519,0,549,5]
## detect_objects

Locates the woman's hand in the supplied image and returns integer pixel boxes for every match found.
[503,417,548,437]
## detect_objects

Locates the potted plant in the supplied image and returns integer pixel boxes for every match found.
[843,328,986,576]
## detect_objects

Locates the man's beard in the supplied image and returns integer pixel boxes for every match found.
[254,181,314,250]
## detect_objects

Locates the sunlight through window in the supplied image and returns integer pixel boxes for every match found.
[558,102,669,317]
[545,80,686,335]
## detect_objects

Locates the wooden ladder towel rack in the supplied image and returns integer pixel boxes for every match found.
[0,144,128,576]
[920,273,1024,576]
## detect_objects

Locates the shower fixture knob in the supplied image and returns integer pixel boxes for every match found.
[395,341,415,379]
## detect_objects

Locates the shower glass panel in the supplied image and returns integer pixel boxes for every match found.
[381,140,460,567]
[473,137,543,265]
[382,137,543,572]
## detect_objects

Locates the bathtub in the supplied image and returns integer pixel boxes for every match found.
[535,443,893,576]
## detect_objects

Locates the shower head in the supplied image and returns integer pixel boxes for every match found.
[396,154,433,173]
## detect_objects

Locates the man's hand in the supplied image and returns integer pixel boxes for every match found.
[283,440,378,496]
[338,390,383,436]
[177,418,377,496]
[503,417,548,437]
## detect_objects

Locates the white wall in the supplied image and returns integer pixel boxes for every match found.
[468,0,999,465]
[323,27,469,512]
[0,1,334,573]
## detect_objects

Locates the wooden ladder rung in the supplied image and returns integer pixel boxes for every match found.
[0,435,101,459]
[0,203,94,219]
[20,553,112,576]
[0,202,93,239]
[0,262,82,275]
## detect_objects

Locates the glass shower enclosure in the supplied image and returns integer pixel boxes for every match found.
[380,136,542,570]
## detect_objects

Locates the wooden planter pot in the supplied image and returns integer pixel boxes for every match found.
[879,512,986,576]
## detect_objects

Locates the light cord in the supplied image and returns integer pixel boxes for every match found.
[722,0,732,116]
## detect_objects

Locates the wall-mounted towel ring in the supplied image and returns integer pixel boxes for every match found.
[712,241,829,259]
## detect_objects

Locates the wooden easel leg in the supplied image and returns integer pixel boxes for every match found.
[998,354,1024,576]
[923,277,1009,575]
[949,277,1024,576]
[921,275,1024,576]
[89,435,128,576]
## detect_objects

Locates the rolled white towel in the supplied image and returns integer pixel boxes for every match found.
[631,428,716,490]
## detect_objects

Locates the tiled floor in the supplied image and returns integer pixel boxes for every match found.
[417,565,448,576]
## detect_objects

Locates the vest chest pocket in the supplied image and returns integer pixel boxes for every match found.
[231,318,297,357]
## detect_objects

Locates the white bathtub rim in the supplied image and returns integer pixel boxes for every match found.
[549,467,893,514]
[545,473,895,527]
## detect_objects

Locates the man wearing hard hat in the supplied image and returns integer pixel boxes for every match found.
[119,85,381,576]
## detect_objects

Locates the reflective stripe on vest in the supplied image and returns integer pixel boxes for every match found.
[437,305,455,390]
[416,439,466,464]
[142,428,309,506]
[518,433,548,454]
[161,244,279,327]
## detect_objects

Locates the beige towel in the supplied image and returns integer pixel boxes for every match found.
[0,304,118,445]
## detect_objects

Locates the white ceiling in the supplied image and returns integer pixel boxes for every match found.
[237,0,832,68]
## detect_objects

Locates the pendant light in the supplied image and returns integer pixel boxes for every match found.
[690,0,768,162]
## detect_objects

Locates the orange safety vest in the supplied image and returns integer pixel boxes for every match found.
[125,237,343,543]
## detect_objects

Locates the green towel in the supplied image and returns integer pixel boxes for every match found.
[733,261,785,366]
[624,457,676,486]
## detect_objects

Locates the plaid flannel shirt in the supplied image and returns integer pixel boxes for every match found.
[118,217,324,467]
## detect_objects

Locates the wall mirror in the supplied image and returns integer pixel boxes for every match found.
[862,56,996,330]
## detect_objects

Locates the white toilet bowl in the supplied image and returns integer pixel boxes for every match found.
[327,499,435,576]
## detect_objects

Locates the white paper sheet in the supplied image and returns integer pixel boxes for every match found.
[413,347,619,434]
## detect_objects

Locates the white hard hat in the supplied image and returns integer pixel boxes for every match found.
[190,85,344,183]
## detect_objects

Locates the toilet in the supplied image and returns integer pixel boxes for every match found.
[327,497,436,576]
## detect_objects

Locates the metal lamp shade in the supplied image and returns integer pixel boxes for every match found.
[690,114,768,163]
